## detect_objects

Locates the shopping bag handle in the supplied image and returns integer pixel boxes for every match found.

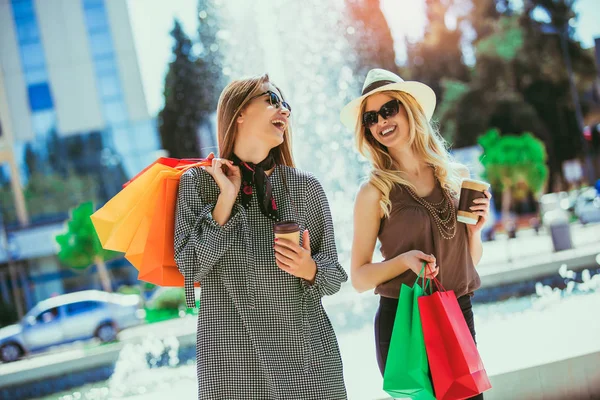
[415,262,447,295]
[430,276,446,292]
[177,153,215,173]
[413,262,430,292]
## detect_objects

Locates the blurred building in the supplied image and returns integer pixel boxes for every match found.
[585,37,600,175]
[0,0,161,318]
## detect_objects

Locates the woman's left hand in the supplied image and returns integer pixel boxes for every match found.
[467,190,492,236]
[274,230,317,283]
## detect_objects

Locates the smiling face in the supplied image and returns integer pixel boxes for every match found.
[236,82,291,150]
[363,92,410,150]
[217,74,296,167]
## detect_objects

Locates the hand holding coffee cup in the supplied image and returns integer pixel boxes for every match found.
[457,179,491,225]
[273,225,317,282]
[273,221,300,245]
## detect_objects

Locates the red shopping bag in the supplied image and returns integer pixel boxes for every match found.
[418,279,491,400]
[122,156,210,188]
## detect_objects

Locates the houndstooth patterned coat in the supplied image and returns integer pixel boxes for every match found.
[174,165,348,400]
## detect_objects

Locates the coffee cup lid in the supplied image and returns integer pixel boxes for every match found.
[274,221,299,234]
[461,178,490,190]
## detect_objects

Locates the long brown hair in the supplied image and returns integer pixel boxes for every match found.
[216,74,295,167]
[355,90,462,217]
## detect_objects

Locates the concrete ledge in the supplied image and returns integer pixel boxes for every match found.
[485,350,600,400]
[0,343,124,388]
[377,350,600,400]
[479,244,599,289]
[0,321,198,389]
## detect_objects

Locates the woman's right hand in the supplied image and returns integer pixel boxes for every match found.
[399,250,438,279]
[204,157,242,201]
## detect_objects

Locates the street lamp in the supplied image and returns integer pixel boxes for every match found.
[536,8,596,185]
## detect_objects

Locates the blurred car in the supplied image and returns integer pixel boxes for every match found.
[539,192,571,226]
[0,290,144,363]
[574,187,600,225]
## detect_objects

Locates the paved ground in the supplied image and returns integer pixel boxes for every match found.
[477,222,600,268]
[3,222,599,399]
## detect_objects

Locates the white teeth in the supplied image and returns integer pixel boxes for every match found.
[271,119,286,129]
[381,126,395,136]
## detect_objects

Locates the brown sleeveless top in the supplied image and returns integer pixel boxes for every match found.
[375,181,481,299]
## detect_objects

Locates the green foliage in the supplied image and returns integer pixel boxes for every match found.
[158,20,204,159]
[158,12,225,159]
[150,288,187,310]
[403,0,471,101]
[478,129,549,194]
[433,0,596,185]
[144,287,198,323]
[55,202,118,270]
[475,16,524,61]
[197,0,226,113]
[116,285,141,296]
[435,79,470,142]
[0,171,98,225]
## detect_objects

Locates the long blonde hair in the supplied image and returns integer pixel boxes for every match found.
[216,74,295,167]
[355,90,462,217]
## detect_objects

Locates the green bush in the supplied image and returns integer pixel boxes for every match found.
[116,285,141,296]
[152,288,186,310]
[143,288,198,324]
[144,308,181,324]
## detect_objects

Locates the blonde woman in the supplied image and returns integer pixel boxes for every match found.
[175,74,347,399]
[340,69,490,399]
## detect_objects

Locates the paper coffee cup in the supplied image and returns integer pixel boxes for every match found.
[273,221,300,245]
[457,179,490,225]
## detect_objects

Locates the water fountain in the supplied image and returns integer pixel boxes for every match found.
[21,1,600,398]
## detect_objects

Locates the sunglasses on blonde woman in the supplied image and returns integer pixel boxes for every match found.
[362,99,400,129]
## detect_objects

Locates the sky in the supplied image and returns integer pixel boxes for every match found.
[127,0,600,117]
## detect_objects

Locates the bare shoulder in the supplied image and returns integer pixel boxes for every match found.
[355,181,383,219]
[356,181,381,204]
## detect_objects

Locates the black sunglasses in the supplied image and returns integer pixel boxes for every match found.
[250,90,292,113]
[362,99,400,129]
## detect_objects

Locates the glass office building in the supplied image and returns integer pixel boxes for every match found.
[0,0,163,314]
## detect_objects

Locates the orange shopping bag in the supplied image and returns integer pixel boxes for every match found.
[92,163,176,251]
[136,176,185,286]
[92,157,213,253]
[123,159,212,270]
[122,169,180,268]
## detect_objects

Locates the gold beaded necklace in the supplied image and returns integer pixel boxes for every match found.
[405,183,457,240]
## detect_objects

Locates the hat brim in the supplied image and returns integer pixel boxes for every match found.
[339,81,436,131]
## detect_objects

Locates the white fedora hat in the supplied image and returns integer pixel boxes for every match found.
[340,68,436,131]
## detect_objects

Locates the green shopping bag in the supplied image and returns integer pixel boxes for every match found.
[383,264,435,399]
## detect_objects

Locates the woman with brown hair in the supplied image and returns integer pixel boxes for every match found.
[174,74,348,399]
[341,69,491,399]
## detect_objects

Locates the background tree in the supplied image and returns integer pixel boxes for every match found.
[478,129,549,218]
[433,0,596,187]
[196,0,226,118]
[344,0,397,78]
[403,0,471,103]
[158,20,204,159]
[24,143,39,177]
[55,202,119,293]
[0,171,98,225]
[519,0,597,183]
